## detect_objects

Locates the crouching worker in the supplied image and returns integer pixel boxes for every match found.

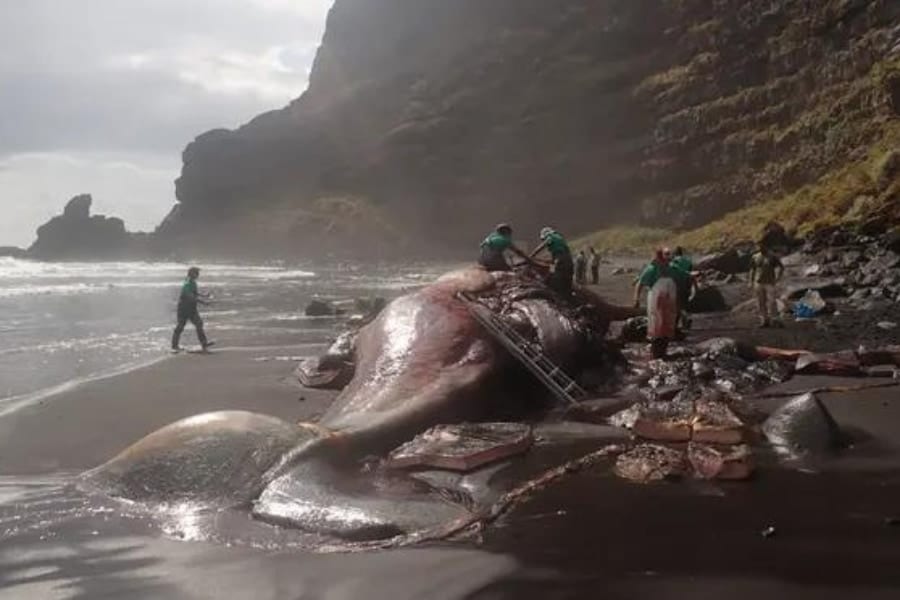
[171,266,214,353]
[478,223,532,272]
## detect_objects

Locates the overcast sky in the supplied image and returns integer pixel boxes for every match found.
[0,0,333,247]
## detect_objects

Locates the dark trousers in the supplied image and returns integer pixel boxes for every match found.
[590,266,599,284]
[172,307,208,349]
[478,249,511,272]
[548,255,574,297]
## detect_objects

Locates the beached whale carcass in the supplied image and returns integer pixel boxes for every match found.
[80,267,624,540]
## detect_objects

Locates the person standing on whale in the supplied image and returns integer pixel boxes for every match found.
[171,266,214,353]
[531,227,575,297]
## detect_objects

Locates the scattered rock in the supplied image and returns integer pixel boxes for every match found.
[877,321,897,330]
[304,299,346,317]
[618,317,648,343]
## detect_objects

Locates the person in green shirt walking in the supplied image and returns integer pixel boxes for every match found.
[171,266,214,352]
[478,223,532,272]
[748,245,785,328]
[530,227,574,297]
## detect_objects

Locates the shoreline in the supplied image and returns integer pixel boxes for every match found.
[0,343,337,475]
[1,268,899,598]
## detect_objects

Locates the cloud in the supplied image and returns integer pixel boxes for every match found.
[0,0,333,246]
[0,152,179,247]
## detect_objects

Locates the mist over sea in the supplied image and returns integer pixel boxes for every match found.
[0,258,446,411]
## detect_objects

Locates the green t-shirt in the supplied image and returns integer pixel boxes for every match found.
[481,232,513,252]
[639,262,688,288]
[671,255,693,273]
[543,232,570,258]
[179,278,198,306]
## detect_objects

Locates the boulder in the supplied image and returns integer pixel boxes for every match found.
[688,286,728,313]
[304,299,345,317]
[697,248,752,275]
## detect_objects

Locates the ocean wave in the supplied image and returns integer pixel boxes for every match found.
[0,258,316,282]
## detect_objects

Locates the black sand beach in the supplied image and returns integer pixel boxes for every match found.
[1,268,899,599]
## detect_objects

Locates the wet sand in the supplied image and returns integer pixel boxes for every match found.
[1,271,899,599]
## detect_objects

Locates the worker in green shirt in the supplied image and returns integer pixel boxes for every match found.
[478,223,532,272]
[671,246,693,274]
[530,227,574,297]
[670,246,697,329]
[171,266,214,352]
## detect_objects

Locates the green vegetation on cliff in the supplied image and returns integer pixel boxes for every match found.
[577,120,900,255]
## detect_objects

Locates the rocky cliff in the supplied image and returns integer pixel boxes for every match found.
[159,0,900,258]
[29,195,149,260]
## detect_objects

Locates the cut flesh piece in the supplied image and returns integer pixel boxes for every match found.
[614,444,687,483]
[692,397,745,444]
[385,423,533,472]
[688,443,754,480]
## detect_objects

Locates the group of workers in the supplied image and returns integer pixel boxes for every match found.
[171,229,786,354]
[478,223,577,296]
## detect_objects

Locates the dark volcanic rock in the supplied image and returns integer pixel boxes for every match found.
[0,247,27,259]
[697,248,752,275]
[304,299,345,317]
[28,195,142,261]
[689,285,728,313]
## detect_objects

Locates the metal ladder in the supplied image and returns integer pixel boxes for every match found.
[459,292,586,406]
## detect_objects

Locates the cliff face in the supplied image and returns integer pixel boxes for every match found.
[160,0,900,258]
